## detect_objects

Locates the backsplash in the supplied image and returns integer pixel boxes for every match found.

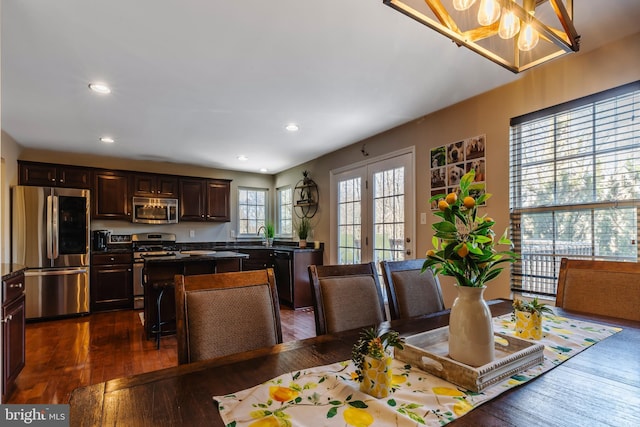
[91,219,233,243]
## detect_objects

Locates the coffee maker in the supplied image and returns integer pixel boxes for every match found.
[93,230,110,251]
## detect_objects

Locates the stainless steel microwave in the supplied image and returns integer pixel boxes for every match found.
[132,197,178,224]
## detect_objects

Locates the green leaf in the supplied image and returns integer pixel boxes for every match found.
[429,193,446,203]
[474,235,492,244]
[292,371,301,380]
[387,399,397,407]
[329,400,342,405]
[226,422,236,427]
[433,221,457,232]
[407,411,426,424]
[327,407,338,418]
[460,170,475,191]
[348,401,369,409]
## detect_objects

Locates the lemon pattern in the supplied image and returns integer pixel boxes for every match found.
[216,310,620,427]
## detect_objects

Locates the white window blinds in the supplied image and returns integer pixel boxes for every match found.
[509,81,640,296]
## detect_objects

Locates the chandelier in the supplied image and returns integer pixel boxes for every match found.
[384,0,580,73]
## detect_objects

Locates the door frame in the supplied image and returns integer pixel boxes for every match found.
[329,147,416,265]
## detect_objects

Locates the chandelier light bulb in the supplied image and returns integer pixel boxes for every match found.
[477,0,501,26]
[518,22,539,51]
[498,9,520,39]
[452,0,476,11]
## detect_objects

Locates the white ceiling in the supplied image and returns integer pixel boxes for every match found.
[3,1,640,174]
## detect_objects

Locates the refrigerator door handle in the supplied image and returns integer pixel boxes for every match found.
[46,195,54,259]
[52,195,59,259]
[24,268,89,277]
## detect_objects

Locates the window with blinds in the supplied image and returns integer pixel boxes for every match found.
[509,81,640,296]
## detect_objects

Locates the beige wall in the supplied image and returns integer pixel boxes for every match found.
[276,31,640,307]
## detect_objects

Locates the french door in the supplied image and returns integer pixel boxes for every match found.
[331,150,414,270]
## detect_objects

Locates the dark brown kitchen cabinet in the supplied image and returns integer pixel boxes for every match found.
[2,271,25,402]
[19,161,92,189]
[274,249,323,309]
[240,248,323,309]
[206,179,231,221]
[179,178,206,221]
[239,249,274,271]
[93,171,131,220]
[179,178,231,222]
[132,173,179,198]
[91,253,133,312]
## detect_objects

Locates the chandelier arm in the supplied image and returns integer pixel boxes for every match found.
[548,0,580,49]
[423,0,460,33]
[463,22,500,43]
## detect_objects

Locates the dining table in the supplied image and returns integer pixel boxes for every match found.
[69,300,639,426]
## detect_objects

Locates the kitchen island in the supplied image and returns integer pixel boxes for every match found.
[142,251,249,341]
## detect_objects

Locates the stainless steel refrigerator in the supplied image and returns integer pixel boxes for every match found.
[12,186,90,320]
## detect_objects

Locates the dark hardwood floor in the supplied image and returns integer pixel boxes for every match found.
[6,305,315,404]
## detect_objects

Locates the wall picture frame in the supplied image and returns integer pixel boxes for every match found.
[430,134,486,210]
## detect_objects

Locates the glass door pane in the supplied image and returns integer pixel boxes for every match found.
[337,175,362,264]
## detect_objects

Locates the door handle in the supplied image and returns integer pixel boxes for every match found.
[1,315,12,323]
[25,268,88,276]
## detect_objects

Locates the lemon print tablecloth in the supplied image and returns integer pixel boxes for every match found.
[214,311,621,427]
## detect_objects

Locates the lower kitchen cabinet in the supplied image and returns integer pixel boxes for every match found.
[276,250,323,309]
[2,270,26,402]
[241,248,323,309]
[239,249,274,271]
[91,253,133,312]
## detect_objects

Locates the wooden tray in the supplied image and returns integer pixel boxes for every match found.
[395,326,544,392]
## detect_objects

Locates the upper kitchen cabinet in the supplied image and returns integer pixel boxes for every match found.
[19,161,92,189]
[131,173,179,198]
[93,170,131,220]
[206,179,231,222]
[179,178,231,222]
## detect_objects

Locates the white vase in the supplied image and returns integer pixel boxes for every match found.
[448,285,495,367]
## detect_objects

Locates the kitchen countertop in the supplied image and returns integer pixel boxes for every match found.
[1,263,27,281]
[143,251,249,264]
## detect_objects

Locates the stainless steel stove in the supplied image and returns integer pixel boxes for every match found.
[132,233,178,309]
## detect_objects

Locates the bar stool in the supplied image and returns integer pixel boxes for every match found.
[150,281,176,349]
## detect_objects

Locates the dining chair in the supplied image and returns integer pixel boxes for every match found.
[555,257,640,321]
[380,258,445,320]
[308,262,387,335]
[174,268,283,364]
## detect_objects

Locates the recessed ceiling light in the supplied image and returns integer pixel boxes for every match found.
[89,83,111,94]
[237,155,248,161]
[99,137,115,143]
[259,168,268,173]
[285,123,299,132]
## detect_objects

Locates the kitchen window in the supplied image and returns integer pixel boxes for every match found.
[238,187,268,236]
[509,81,640,297]
[277,186,293,236]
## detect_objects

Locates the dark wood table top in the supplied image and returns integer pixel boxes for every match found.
[69,300,640,426]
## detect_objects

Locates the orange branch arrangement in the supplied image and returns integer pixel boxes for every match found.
[422,170,518,287]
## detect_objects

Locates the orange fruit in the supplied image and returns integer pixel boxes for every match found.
[457,244,469,257]
[438,200,449,211]
[445,192,458,204]
[426,249,436,257]
[485,217,494,223]
[463,196,475,209]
